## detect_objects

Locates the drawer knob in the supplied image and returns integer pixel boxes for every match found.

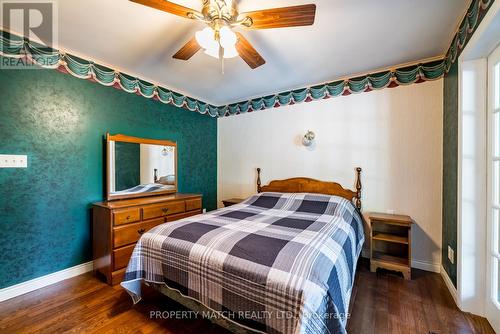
[138,228,146,235]
[162,208,169,214]
[126,216,131,220]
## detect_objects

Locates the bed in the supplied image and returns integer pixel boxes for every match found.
[112,183,176,196]
[121,168,364,334]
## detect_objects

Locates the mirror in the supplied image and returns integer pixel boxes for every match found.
[106,133,177,200]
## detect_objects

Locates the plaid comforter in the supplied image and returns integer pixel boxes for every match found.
[122,192,364,334]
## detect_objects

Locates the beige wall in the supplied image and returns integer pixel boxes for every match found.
[217,79,444,271]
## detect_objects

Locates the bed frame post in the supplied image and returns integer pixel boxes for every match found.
[355,167,362,210]
[257,168,262,193]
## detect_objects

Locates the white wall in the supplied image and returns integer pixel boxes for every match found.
[140,144,175,184]
[217,80,443,271]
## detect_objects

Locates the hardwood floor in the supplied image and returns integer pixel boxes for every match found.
[0,261,494,334]
[347,261,494,334]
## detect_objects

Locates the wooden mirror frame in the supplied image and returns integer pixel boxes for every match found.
[106,133,178,201]
[256,167,362,210]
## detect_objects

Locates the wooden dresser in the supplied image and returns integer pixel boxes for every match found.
[92,193,202,285]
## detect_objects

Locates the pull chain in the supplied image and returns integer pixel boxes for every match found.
[219,45,224,74]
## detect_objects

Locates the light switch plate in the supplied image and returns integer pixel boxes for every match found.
[448,245,454,264]
[0,155,28,168]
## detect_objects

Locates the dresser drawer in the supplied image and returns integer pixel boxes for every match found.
[113,218,164,248]
[185,198,202,211]
[111,268,126,286]
[113,208,141,226]
[142,201,185,220]
[113,244,135,270]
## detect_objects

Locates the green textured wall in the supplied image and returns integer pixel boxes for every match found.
[442,62,458,287]
[114,142,140,191]
[0,68,217,289]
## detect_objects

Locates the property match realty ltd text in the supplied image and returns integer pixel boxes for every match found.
[150,310,351,321]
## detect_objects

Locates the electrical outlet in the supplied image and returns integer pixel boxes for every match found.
[386,209,395,215]
[448,246,454,264]
[0,154,28,168]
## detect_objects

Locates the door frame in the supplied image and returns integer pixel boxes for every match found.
[455,2,500,331]
[485,42,500,332]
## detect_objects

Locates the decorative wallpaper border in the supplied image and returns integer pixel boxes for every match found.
[444,0,494,73]
[218,60,445,117]
[6,0,488,121]
[0,30,221,118]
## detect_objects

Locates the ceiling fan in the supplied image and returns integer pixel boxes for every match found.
[130,0,316,70]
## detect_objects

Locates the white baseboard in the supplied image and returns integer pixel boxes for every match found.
[0,261,93,302]
[411,259,441,273]
[361,252,440,273]
[440,265,459,308]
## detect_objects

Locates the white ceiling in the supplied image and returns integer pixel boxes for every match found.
[5,0,469,105]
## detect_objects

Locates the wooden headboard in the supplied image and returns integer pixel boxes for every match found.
[256,167,362,210]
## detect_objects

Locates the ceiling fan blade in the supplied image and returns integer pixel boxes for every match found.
[172,37,201,60]
[130,0,197,19]
[235,33,265,69]
[240,4,316,29]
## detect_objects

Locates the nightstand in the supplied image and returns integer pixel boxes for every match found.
[222,198,245,207]
[367,212,413,280]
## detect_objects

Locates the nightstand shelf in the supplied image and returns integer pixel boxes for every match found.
[372,232,408,244]
[368,212,413,280]
[372,251,409,266]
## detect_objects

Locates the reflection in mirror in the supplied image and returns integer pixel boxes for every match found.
[108,139,176,198]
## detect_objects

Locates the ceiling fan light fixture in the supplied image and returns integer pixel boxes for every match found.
[223,44,238,59]
[219,26,237,49]
[195,27,216,50]
[204,45,220,59]
[204,44,237,59]
[196,25,238,60]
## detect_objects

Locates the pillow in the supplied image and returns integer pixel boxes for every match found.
[159,174,175,185]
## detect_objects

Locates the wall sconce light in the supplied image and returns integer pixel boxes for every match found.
[302,130,316,147]
[161,146,173,156]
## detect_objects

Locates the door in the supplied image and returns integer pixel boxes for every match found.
[486,43,500,332]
